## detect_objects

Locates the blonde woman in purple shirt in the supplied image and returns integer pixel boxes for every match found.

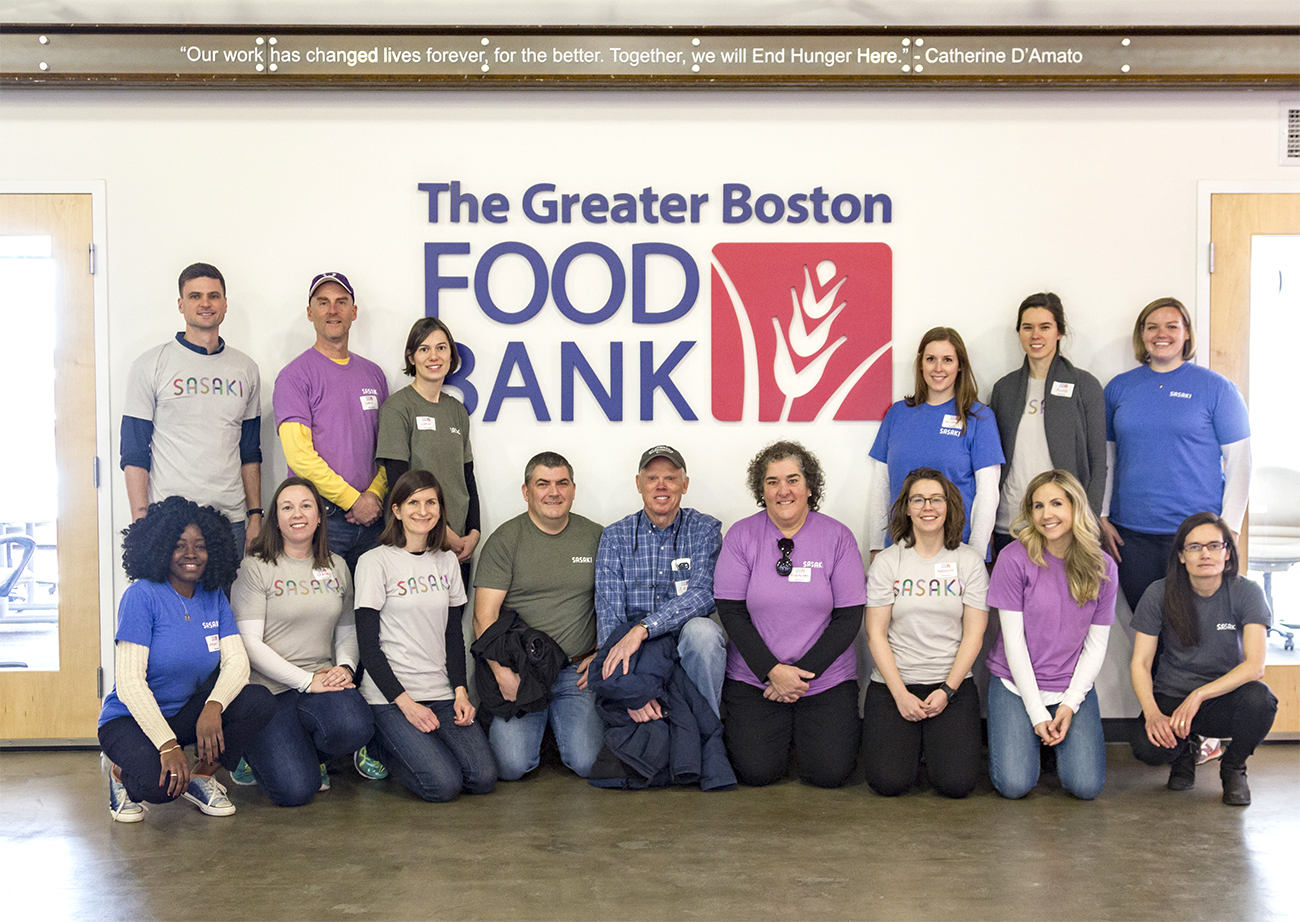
[986,470,1117,800]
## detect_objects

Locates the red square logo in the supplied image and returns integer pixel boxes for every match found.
[711,242,893,422]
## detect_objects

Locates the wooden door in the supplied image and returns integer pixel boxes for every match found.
[1209,192,1300,737]
[0,193,102,742]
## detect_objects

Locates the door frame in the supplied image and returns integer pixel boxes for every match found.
[1195,180,1300,361]
[0,180,114,744]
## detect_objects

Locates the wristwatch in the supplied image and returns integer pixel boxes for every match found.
[940,682,958,700]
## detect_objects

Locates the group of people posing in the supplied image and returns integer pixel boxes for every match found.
[97,265,1278,824]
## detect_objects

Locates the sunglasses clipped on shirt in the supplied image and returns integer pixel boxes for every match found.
[776,537,794,577]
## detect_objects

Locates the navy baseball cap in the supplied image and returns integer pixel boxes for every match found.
[308,272,355,300]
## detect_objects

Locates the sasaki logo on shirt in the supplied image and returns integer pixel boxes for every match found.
[420,181,895,425]
[572,556,594,563]
[893,578,961,598]
[171,376,245,397]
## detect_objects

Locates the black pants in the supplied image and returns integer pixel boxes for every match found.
[1129,681,1277,771]
[863,677,981,798]
[722,678,860,788]
[1115,526,1177,613]
[98,667,276,804]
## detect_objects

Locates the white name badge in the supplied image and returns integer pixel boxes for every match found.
[206,634,221,653]
[941,414,962,430]
[312,567,333,582]
[674,579,690,596]
[1051,381,1075,398]
[416,416,437,431]
[788,567,812,583]
[360,394,379,411]
[935,561,958,579]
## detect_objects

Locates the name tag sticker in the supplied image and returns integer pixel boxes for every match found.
[1051,381,1075,398]
[312,567,333,582]
[935,561,958,579]
[941,414,962,430]
[788,567,812,583]
[674,579,690,596]
[206,634,221,653]
[360,394,379,411]
[416,416,436,431]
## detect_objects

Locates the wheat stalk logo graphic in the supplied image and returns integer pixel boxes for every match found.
[711,250,892,422]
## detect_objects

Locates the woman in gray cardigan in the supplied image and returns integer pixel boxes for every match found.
[987,293,1106,560]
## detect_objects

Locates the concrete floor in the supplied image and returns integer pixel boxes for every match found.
[1,743,1297,922]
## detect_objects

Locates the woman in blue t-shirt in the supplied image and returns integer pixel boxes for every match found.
[869,327,1003,559]
[1101,297,1251,612]
[98,495,275,822]
[1128,513,1276,806]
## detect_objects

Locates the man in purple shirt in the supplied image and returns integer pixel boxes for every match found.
[273,272,389,574]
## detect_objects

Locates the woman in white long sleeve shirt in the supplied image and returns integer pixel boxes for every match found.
[986,470,1118,800]
[231,477,374,806]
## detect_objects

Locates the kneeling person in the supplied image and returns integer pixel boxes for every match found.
[595,445,725,719]
[473,452,604,780]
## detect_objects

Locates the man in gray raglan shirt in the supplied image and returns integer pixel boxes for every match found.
[120,262,263,553]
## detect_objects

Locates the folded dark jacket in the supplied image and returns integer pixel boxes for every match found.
[586,620,736,792]
[471,608,567,720]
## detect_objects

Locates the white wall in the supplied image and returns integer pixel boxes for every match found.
[2,86,1293,714]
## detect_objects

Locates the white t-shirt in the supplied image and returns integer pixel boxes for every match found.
[354,545,467,705]
[996,376,1054,534]
[866,543,989,685]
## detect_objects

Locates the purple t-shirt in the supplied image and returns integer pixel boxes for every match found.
[273,348,389,493]
[986,540,1118,692]
[715,510,867,694]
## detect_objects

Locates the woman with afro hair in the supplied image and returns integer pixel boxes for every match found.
[98,495,274,822]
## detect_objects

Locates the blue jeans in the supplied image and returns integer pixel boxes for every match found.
[229,519,246,560]
[488,663,604,780]
[677,617,726,718]
[987,679,1106,800]
[324,504,382,576]
[242,687,374,807]
[370,700,497,802]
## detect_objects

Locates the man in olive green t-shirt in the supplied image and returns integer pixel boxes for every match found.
[473,451,604,780]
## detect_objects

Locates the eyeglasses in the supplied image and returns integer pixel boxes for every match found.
[908,495,947,509]
[776,537,794,577]
[1183,541,1227,555]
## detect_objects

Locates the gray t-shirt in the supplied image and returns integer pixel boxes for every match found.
[231,553,354,695]
[866,543,989,685]
[1133,576,1272,700]
[375,385,473,534]
[475,512,603,658]
[354,544,468,705]
[996,376,1054,534]
[123,338,260,522]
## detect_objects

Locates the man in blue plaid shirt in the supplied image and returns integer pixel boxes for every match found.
[594,445,726,719]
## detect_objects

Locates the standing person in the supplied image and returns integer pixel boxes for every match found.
[987,293,1107,560]
[472,452,605,781]
[98,496,274,822]
[376,317,480,590]
[1101,297,1251,612]
[354,470,497,803]
[716,441,865,789]
[231,478,374,806]
[121,262,263,555]
[1129,513,1276,806]
[594,445,725,717]
[869,327,1003,559]
[986,470,1117,801]
[863,469,988,798]
[274,272,389,575]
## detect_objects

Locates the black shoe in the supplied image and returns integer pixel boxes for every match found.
[1221,764,1251,806]
[1167,746,1196,791]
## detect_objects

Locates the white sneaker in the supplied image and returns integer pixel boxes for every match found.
[1197,736,1225,765]
[183,775,236,816]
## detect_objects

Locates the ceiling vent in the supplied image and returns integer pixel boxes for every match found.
[1284,102,1300,166]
